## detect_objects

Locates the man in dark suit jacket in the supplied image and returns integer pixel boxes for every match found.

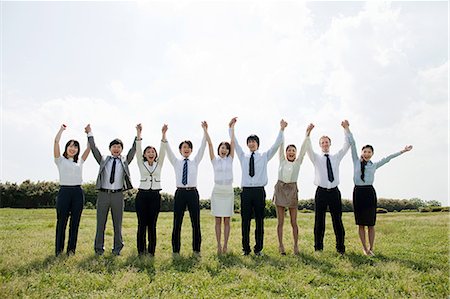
[85,124,136,255]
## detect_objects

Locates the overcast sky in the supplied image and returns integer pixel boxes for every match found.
[1,1,448,205]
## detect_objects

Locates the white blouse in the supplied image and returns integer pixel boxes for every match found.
[54,156,84,186]
[212,156,233,185]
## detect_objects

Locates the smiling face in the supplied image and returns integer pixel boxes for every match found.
[361,146,374,161]
[65,141,79,158]
[247,140,258,152]
[179,142,193,158]
[285,145,297,162]
[143,147,158,163]
[218,142,230,158]
[319,136,331,153]
[109,144,123,157]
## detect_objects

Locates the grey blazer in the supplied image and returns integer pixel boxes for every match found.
[88,135,137,191]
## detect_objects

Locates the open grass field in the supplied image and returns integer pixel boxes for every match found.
[0,208,448,298]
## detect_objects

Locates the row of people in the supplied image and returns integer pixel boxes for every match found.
[53,119,412,257]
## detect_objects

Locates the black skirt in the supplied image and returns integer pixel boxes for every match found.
[352,185,377,226]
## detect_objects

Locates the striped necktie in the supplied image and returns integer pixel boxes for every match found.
[182,159,188,185]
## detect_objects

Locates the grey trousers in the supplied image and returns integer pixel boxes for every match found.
[95,191,124,255]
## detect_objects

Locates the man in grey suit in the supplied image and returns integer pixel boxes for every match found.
[85,124,136,255]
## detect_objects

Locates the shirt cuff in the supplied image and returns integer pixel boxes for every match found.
[87,132,93,137]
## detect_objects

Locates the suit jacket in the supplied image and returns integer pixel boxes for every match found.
[88,135,137,191]
[136,140,166,190]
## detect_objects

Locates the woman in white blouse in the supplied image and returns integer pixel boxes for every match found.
[134,123,167,256]
[53,124,90,256]
[204,119,235,254]
[272,124,311,255]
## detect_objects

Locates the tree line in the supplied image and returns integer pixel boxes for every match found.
[0,181,445,216]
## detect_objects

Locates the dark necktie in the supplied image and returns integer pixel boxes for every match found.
[249,152,255,177]
[110,157,117,184]
[182,159,188,185]
[325,154,334,182]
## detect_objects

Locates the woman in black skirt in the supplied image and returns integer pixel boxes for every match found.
[347,123,412,256]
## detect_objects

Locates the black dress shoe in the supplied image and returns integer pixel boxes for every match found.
[242,251,250,256]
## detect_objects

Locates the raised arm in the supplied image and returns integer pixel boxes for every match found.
[81,141,90,162]
[305,123,315,163]
[158,124,168,166]
[126,136,137,164]
[54,124,66,158]
[334,120,351,161]
[85,124,102,164]
[346,124,358,163]
[266,119,287,161]
[135,123,144,164]
[229,117,236,159]
[229,117,244,161]
[375,145,413,169]
[297,134,309,165]
[204,122,215,161]
[193,121,208,164]
[164,125,177,166]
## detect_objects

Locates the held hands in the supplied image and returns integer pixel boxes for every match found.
[341,120,350,130]
[84,124,91,134]
[59,124,67,132]
[229,117,237,128]
[402,145,413,153]
[201,121,208,131]
[280,119,288,130]
[162,124,168,134]
[306,123,315,136]
[136,123,142,139]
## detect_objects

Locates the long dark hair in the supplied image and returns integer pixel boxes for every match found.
[360,145,374,182]
[142,146,158,162]
[217,142,231,156]
[63,140,80,163]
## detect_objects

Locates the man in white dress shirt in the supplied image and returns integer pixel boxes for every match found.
[231,118,287,256]
[305,121,351,254]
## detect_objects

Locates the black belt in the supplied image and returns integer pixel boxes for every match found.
[100,188,123,193]
[177,187,197,191]
[317,186,338,192]
[60,185,81,188]
[138,188,161,192]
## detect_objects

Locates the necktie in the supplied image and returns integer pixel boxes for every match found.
[110,157,117,184]
[325,154,334,182]
[182,159,188,185]
[249,152,255,177]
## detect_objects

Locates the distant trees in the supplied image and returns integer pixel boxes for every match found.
[0,181,445,214]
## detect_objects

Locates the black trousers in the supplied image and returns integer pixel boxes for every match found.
[172,189,201,253]
[314,187,345,253]
[240,187,266,254]
[135,189,161,255]
[55,186,84,255]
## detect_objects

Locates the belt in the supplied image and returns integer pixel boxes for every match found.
[100,188,123,193]
[177,187,197,191]
[317,186,338,192]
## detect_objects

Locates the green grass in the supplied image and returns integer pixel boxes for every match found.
[0,209,448,298]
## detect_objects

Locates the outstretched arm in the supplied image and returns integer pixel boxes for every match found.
[204,122,215,161]
[375,145,413,169]
[164,125,177,166]
[81,141,90,161]
[54,124,66,158]
[158,124,168,166]
[135,123,144,164]
[266,119,287,160]
[334,120,351,161]
[85,124,102,164]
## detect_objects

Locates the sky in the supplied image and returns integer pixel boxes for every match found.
[1,1,449,205]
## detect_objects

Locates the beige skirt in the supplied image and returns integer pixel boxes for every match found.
[211,184,234,217]
[273,180,299,208]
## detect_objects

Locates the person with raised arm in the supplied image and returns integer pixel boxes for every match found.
[305,121,351,254]
[347,122,413,256]
[272,125,310,255]
[54,124,90,256]
[134,123,167,256]
[165,122,207,256]
[231,117,287,256]
[204,119,235,254]
[85,124,136,256]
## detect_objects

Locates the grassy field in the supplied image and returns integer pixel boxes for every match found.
[0,208,448,298]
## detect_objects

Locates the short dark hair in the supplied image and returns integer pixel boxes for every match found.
[319,136,331,143]
[286,144,297,151]
[179,140,193,151]
[63,139,80,163]
[142,146,158,162]
[217,142,231,156]
[109,138,123,149]
[247,135,260,147]
[362,144,374,152]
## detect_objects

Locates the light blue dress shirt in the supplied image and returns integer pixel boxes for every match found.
[348,133,403,186]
